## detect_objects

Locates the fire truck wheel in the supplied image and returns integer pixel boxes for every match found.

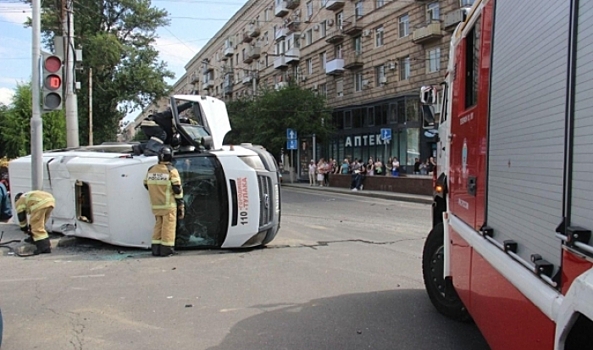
[422,223,471,322]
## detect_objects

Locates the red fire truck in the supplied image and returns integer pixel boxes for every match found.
[420,0,593,349]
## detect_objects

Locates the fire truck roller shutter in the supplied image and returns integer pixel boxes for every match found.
[486,0,571,271]
[569,0,593,257]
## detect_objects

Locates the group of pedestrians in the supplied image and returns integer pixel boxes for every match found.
[307,156,437,191]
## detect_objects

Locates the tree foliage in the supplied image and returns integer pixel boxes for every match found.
[24,0,174,144]
[0,83,67,159]
[225,84,333,158]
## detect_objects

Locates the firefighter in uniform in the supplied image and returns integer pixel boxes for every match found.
[14,190,55,254]
[144,147,184,257]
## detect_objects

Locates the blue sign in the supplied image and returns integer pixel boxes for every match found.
[381,128,392,141]
[287,139,298,150]
[286,128,297,140]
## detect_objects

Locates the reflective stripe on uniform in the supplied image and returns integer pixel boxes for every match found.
[29,197,54,212]
[152,239,162,244]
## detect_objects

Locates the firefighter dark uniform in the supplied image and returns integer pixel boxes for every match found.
[138,102,193,157]
[14,191,55,254]
[144,147,184,256]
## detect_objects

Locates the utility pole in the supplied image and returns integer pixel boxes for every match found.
[31,0,43,190]
[63,0,79,147]
[88,67,93,145]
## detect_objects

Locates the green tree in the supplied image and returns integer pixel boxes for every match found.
[25,0,174,144]
[225,84,333,158]
[0,83,66,159]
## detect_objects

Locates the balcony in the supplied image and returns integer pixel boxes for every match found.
[325,0,345,11]
[243,33,253,43]
[243,54,254,64]
[274,55,288,69]
[286,15,301,32]
[342,15,364,36]
[412,22,443,44]
[202,81,214,90]
[242,75,253,85]
[249,24,261,37]
[444,9,468,31]
[275,82,289,90]
[325,58,344,75]
[275,1,288,17]
[325,29,345,44]
[202,65,214,74]
[223,79,233,95]
[285,47,300,64]
[343,51,363,70]
[224,46,234,57]
[250,46,261,60]
[275,27,288,41]
[190,74,199,84]
[286,0,300,10]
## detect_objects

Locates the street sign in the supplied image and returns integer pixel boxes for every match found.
[286,128,297,140]
[380,128,392,141]
[287,139,297,150]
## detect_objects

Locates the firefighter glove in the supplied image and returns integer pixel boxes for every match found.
[177,205,185,220]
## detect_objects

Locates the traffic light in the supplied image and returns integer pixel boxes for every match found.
[41,52,63,111]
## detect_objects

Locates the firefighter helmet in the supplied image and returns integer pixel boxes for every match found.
[159,146,173,163]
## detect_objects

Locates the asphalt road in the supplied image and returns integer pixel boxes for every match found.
[0,187,489,350]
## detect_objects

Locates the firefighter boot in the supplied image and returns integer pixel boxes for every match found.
[151,244,161,256]
[160,245,177,257]
[33,238,52,255]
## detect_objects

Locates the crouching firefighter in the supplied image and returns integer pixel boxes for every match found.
[144,147,184,257]
[14,191,55,254]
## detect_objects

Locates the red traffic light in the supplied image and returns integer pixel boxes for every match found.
[44,74,62,90]
[44,56,62,73]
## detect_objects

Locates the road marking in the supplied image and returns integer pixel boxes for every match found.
[69,274,106,279]
[0,277,48,283]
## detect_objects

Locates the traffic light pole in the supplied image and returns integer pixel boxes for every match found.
[31,0,43,190]
[64,0,79,147]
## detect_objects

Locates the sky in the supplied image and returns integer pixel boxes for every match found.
[0,0,246,121]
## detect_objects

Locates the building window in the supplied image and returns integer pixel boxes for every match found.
[307,58,313,75]
[320,20,327,38]
[427,2,440,22]
[375,65,385,87]
[319,83,327,97]
[399,14,409,38]
[353,36,362,53]
[265,9,269,21]
[336,11,343,29]
[320,52,326,70]
[375,26,384,47]
[305,29,313,45]
[242,48,246,61]
[336,78,344,97]
[354,71,363,92]
[334,44,342,59]
[355,1,364,18]
[265,54,269,66]
[460,0,475,7]
[344,110,352,128]
[264,31,269,45]
[426,46,441,73]
[306,1,313,20]
[236,53,239,65]
[375,0,385,8]
[399,56,410,80]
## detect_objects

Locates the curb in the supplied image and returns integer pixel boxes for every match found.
[281,184,433,205]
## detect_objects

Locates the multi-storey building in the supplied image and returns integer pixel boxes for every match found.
[136,0,474,172]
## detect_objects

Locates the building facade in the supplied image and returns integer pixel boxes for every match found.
[134,0,474,172]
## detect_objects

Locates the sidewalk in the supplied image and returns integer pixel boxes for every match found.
[281,182,433,204]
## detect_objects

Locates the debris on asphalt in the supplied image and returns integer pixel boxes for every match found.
[185,304,193,308]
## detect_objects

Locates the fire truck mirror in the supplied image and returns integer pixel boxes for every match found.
[421,105,436,130]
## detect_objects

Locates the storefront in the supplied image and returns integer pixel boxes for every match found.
[322,94,435,173]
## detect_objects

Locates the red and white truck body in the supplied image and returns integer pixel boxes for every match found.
[422,0,593,348]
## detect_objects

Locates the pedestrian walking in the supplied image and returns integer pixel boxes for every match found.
[14,190,55,254]
[144,147,184,257]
